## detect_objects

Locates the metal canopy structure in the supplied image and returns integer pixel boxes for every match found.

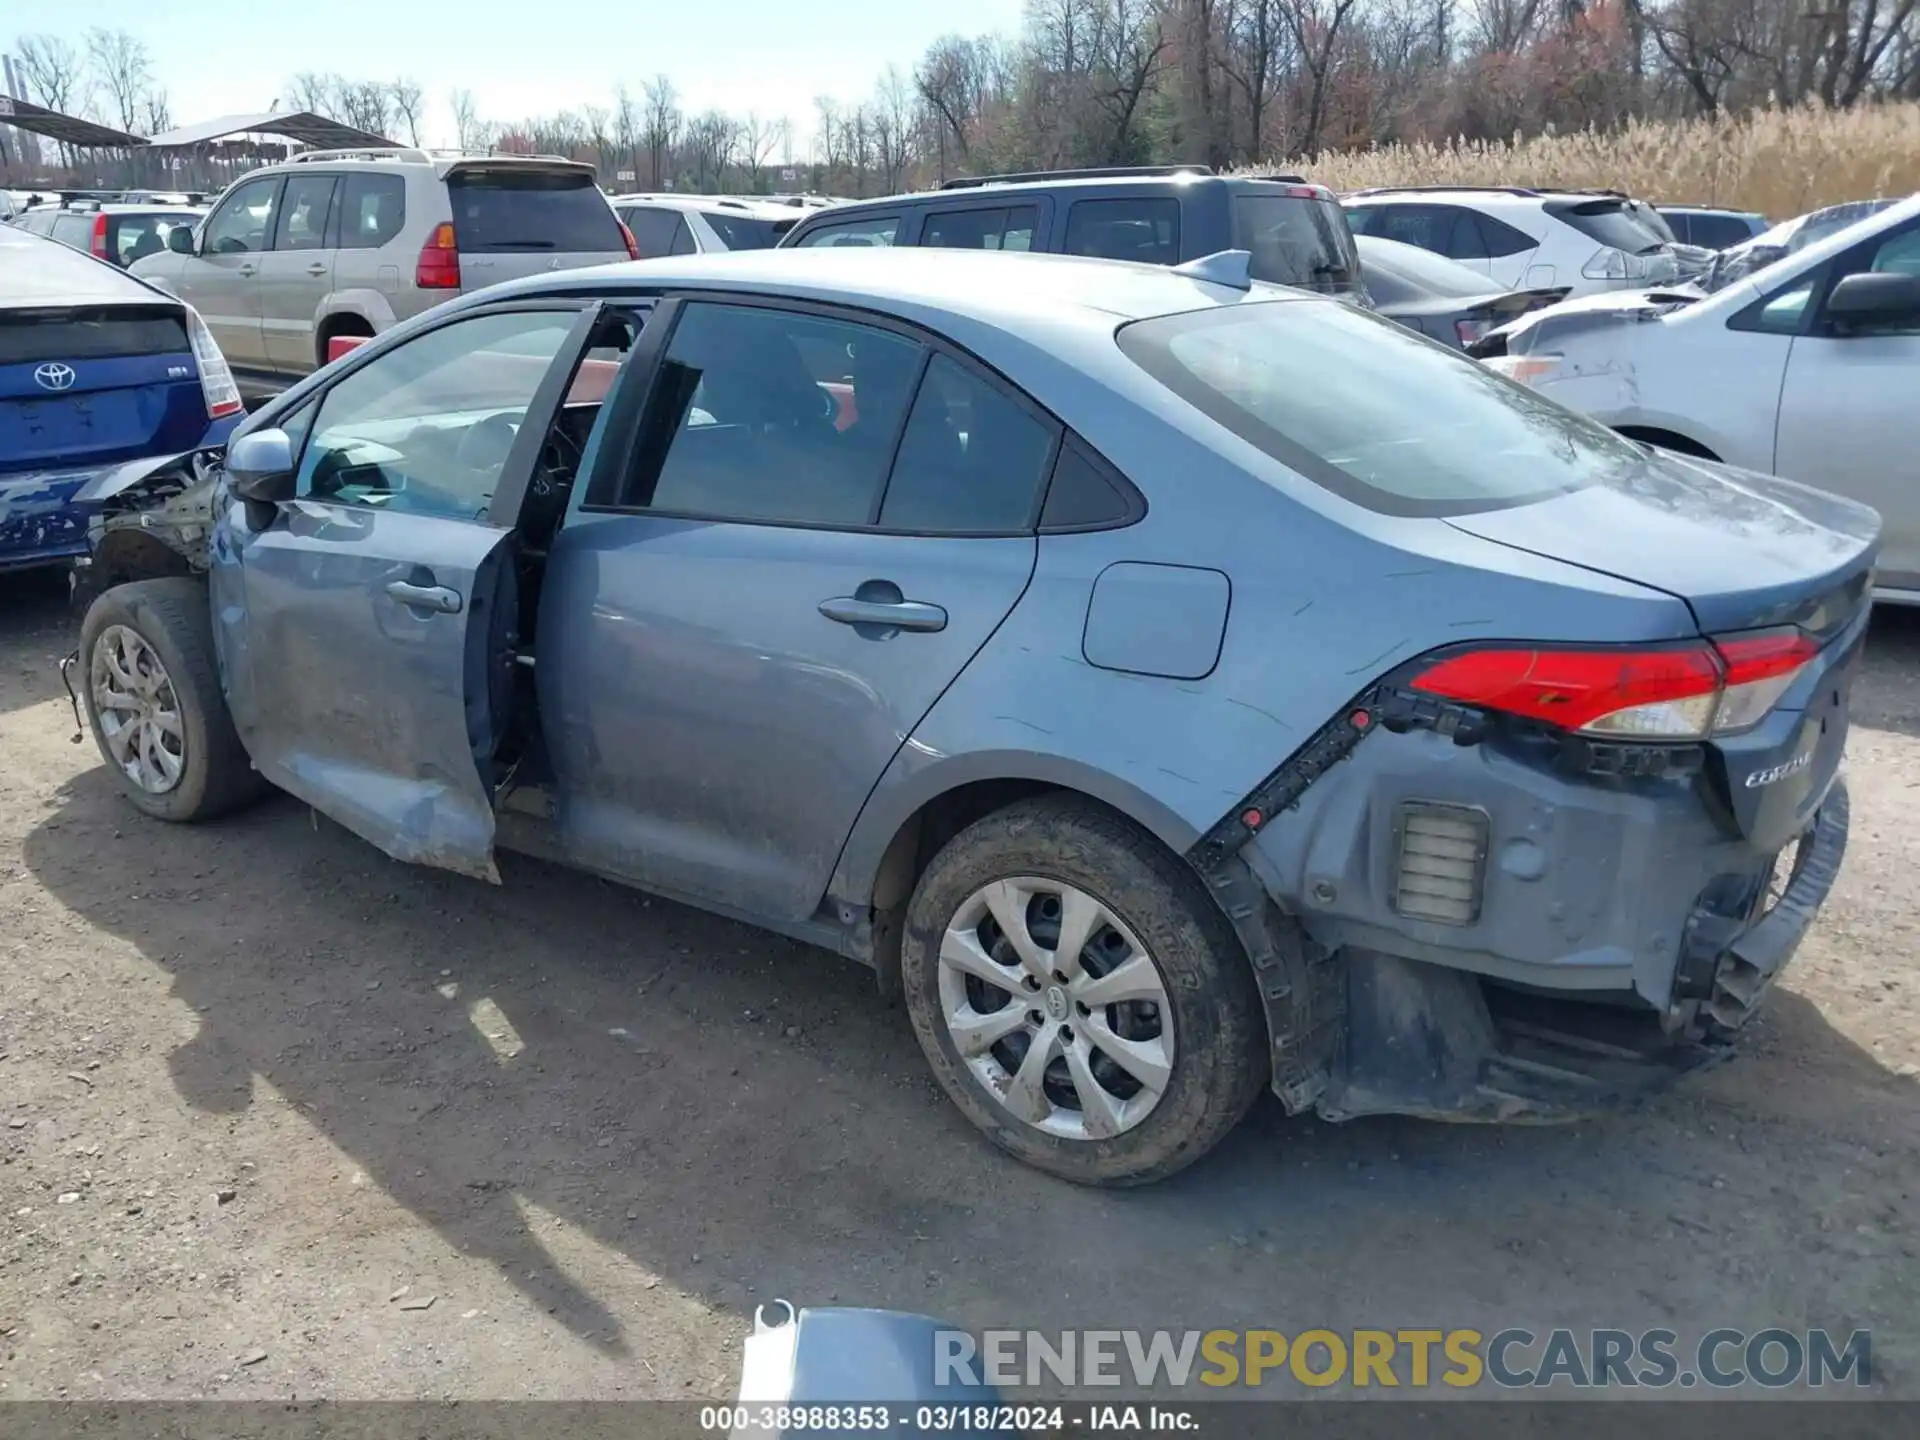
[0,95,145,149]
[145,111,398,151]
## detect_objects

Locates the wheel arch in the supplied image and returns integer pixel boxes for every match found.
[1613,423,1722,461]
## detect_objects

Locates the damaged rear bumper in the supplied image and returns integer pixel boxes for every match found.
[1316,776,1848,1123]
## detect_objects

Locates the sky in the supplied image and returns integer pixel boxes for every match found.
[9,0,1027,150]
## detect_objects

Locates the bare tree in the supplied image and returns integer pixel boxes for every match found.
[86,29,150,134]
[16,34,86,115]
[813,95,843,183]
[870,66,915,192]
[449,88,486,151]
[338,80,395,139]
[1281,0,1362,155]
[683,109,739,189]
[613,84,642,184]
[743,111,786,191]
[286,71,341,118]
[1222,0,1292,159]
[641,74,681,187]
[388,77,425,145]
[915,34,987,170]
[142,88,173,136]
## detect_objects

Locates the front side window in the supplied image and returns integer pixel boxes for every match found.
[296,309,578,520]
[1064,198,1180,266]
[922,205,1040,252]
[793,215,900,249]
[622,301,923,526]
[337,173,406,251]
[878,354,1056,533]
[274,175,337,251]
[1119,299,1650,516]
[204,179,281,254]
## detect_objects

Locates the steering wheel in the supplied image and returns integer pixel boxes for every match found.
[452,412,522,478]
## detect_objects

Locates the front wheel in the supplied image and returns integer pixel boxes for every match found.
[80,578,267,823]
[900,796,1268,1186]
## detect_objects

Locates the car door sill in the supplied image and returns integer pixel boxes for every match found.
[492,808,870,966]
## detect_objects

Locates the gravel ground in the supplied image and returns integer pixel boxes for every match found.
[0,566,1915,1401]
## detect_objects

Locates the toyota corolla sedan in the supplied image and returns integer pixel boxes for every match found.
[68,246,1869,1185]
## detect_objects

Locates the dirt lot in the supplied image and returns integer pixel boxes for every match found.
[0,566,1916,1402]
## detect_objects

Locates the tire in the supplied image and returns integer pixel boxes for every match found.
[80,578,267,823]
[900,795,1268,1186]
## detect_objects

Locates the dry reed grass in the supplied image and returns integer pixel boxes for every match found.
[1278,103,1920,217]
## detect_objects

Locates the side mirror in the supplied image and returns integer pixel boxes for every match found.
[167,225,196,255]
[226,428,296,504]
[1826,270,1920,332]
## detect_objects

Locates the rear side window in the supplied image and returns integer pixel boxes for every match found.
[700,211,794,250]
[447,171,624,253]
[52,213,93,248]
[0,307,189,364]
[622,205,684,258]
[1687,213,1758,249]
[274,175,336,251]
[1232,194,1358,292]
[1119,300,1644,517]
[1477,213,1537,257]
[1065,198,1179,266]
[922,205,1039,252]
[878,354,1056,532]
[1549,199,1664,254]
[338,174,406,250]
[792,215,899,248]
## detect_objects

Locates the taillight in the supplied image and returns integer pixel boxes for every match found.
[618,221,639,260]
[1454,317,1492,347]
[90,213,110,260]
[1410,630,1818,741]
[185,307,244,420]
[415,221,461,289]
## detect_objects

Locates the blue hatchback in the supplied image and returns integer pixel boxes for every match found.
[0,225,243,570]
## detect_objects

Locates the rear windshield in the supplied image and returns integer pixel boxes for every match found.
[0,306,189,365]
[447,171,624,253]
[1548,199,1666,254]
[1359,239,1497,300]
[1118,300,1645,517]
[1233,194,1360,294]
[699,211,796,250]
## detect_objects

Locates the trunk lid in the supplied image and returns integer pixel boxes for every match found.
[444,164,631,291]
[1444,450,1879,635]
[0,305,209,475]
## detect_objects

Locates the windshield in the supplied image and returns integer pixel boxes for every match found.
[1548,198,1667,254]
[699,211,796,250]
[1356,237,1497,301]
[1118,299,1650,517]
[1232,194,1359,294]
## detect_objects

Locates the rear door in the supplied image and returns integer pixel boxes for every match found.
[1773,216,1920,586]
[539,296,1054,920]
[445,164,630,292]
[210,300,600,879]
[256,171,339,373]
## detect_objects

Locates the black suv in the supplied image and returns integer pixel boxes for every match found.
[777,165,1363,297]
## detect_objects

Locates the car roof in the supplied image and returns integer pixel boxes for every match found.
[1655,204,1763,218]
[477,244,1298,329]
[614,194,797,218]
[0,225,177,309]
[789,171,1325,223]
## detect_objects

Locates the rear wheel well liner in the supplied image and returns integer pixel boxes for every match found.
[315,311,375,368]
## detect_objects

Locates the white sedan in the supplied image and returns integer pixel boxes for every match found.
[1479,193,1920,601]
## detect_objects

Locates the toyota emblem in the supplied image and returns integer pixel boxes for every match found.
[34,362,77,392]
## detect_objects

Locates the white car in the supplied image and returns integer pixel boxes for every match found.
[610,194,802,257]
[1342,187,1682,298]
[1479,193,1920,600]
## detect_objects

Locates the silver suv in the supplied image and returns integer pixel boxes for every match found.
[130,147,634,397]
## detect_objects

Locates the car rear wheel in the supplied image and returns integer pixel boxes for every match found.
[81,578,267,823]
[900,796,1268,1186]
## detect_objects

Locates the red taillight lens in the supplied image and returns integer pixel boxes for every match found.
[1410,630,1818,741]
[618,221,639,260]
[1455,318,1492,347]
[415,221,461,289]
[91,213,110,260]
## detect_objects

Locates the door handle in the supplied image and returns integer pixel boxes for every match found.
[306,262,327,276]
[386,580,463,614]
[818,596,947,632]
[237,262,256,277]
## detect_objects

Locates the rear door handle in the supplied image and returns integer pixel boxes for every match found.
[237,262,256,277]
[818,597,947,633]
[387,580,463,614]
[305,262,327,276]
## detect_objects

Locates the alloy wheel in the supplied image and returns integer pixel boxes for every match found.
[90,624,186,795]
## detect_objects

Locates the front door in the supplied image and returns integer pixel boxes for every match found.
[181,176,282,372]
[209,302,598,879]
[538,297,1058,921]
[1773,217,1920,586]
[256,170,339,374]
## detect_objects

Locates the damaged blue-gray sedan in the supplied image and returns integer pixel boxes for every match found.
[67,246,1870,1184]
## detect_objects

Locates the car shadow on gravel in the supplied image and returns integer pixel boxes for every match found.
[0,568,78,718]
[21,757,1920,1369]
